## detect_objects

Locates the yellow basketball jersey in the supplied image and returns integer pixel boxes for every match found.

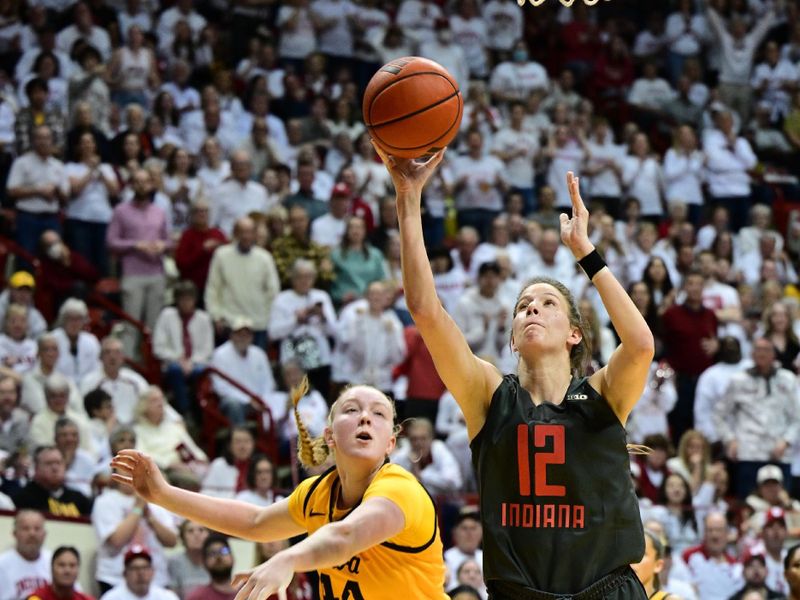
[287,463,448,600]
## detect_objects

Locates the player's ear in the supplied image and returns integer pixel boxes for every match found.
[324,427,335,449]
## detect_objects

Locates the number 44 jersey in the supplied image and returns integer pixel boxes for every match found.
[471,375,645,595]
[286,463,448,600]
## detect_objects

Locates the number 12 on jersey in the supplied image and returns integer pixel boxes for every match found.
[516,423,566,497]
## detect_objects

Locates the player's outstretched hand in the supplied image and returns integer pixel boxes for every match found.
[232,557,293,600]
[559,171,594,260]
[371,140,445,196]
[110,449,170,503]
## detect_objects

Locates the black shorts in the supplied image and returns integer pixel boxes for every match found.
[487,566,648,600]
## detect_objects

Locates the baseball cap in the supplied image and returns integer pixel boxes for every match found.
[124,545,152,566]
[757,465,784,485]
[9,271,35,289]
[331,182,351,198]
[764,507,787,528]
[742,548,767,565]
[454,507,480,527]
[230,316,253,332]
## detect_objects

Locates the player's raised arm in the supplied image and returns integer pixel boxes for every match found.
[372,142,502,440]
[561,173,655,422]
[110,450,305,542]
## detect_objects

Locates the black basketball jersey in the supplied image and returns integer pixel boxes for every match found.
[470,374,645,594]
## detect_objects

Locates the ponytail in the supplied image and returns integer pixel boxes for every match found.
[293,376,330,469]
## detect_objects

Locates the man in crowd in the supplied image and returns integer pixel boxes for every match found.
[0,510,51,600]
[185,536,237,600]
[12,446,92,517]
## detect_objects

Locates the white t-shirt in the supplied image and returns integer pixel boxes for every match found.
[0,335,37,374]
[483,0,523,51]
[52,328,102,383]
[489,61,550,101]
[277,6,316,59]
[93,488,176,587]
[451,154,505,211]
[7,152,68,214]
[491,126,539,189]
[450,15,489,78]
[663,148,705,206]
[0,548,51,600]
[621,156,663,217]
[546,141,585,208]
[311,213,347,248]
[100,583,179,600]
[64,163,117,223]
[234,489,285,508]
[585,140,625,198]
[211,180,272,237]
[80,367,149,426]
[311,0,356,57]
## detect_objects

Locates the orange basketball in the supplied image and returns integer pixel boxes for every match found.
[363,56,463,159]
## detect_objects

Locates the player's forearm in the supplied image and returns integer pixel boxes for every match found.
[278,521,358,573]
[154,485,266,540]
[397,190,441,320]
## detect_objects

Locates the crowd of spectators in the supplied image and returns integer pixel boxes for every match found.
[0,0,799,598]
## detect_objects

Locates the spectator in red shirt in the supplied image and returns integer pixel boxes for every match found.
[36,230,100,321]
[591,35,635,115]
[662,270,719,444]
[175,199,227,298]
[28,546,94,600]
[185,536,236,600]
[394,324,447,423]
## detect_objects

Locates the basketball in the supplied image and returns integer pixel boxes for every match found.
[363,56,463,159]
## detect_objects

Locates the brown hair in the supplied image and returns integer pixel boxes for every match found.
[293,377,399,469]
[514,276,592,376]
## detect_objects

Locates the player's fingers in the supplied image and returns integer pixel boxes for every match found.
[233,577,255,600]
[231,570,252,588]
[559,213,569,228]
[370,139,395,167]
[110,473,134,487]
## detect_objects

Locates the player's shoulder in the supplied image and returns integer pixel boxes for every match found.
[366,463,430,503]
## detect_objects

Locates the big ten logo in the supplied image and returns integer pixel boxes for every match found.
[333,556,361,575]
[516,423,566,497]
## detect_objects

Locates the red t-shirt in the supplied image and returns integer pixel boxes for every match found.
[28,584,94,600]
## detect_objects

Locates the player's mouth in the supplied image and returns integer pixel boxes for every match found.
[356,431,373,442]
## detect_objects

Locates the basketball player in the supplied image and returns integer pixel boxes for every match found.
[377,140,653,599]
[110,378,447,600]
[632,530,682,599]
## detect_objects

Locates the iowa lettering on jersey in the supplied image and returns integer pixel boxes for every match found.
[500,423,586,530]
[320,573,364,600]
[47,497,82,517]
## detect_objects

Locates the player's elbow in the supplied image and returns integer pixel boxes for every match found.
[628,330,655,360]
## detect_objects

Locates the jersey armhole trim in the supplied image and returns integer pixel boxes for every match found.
[380,485,439,554]
[301,465,336,518]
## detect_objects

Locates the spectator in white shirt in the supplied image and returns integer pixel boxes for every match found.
[310,0,356,63]
[235,454,284,507]
[694,336,747,444]
[451,130,506,240]
[277,0,316,68]
[626,361,678,445]
[489,41,549,104]
[443,511,483,591]
[0,510,51,600]
[418,23,470,99]
[0,271,46,342]
[21,333,84,415]
[629,61,677,113]
[450,0,489,79]
[704,109,758,231]
[268,259,337,397]
[682,512,743,600]
[200,426,256,499]
[337,280,405,393]
[707,2,778,123]
[665,0,710,83]
[583,116,624,218]
[157,0,206,45]
[56,2,111,61]
[0,304,37,376]
[99,546,178,600]
[621,132,664,220]
[29,373,96,458]
[310,184,349,248]
[392,417,462,495]
[491,102,539,213]
[152,280,213,416]
[483,0,523,55]
[453,261,513,367]
[752,40,799,122]
[395,0,441,46]
[52,298,101,383]
[663,125,706,225]
[210,316,276,425]
[54,416,96,497]
[80,336,150,426]
[210,150,272,238]
[544,125,586,210]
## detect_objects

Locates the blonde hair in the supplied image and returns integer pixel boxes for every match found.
[293,378,399,469]
[293,376,330,469]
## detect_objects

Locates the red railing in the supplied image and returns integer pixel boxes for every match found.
[196,365,280,467]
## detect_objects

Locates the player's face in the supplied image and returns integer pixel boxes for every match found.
[52,552,79,588]
[328,387,395,464]
[512,283,579,358]
[786,550,800,594]
[631,536,661,588]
